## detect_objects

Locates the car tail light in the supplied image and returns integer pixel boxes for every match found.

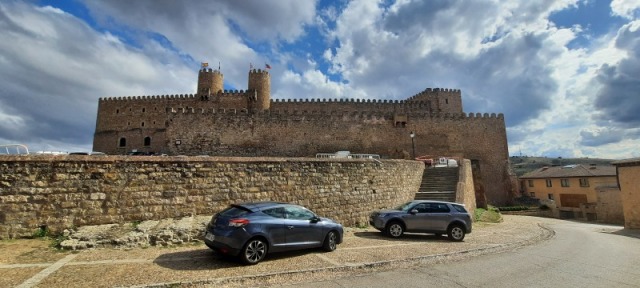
[228,218,250,227]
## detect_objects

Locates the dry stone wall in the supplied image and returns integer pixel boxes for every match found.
[0,155,424,239]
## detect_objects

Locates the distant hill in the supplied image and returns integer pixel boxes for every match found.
[509,156,615,177]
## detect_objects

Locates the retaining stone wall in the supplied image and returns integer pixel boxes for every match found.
[0,155,424,239]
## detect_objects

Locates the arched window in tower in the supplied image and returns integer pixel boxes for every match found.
[144,137,151,146]
[119,138,126,147]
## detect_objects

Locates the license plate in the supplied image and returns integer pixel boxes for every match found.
[205,233,215,242]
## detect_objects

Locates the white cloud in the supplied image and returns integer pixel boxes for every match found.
[0,1,193,151]
[611,0,640,19]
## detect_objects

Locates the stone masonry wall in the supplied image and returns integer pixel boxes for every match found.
[456,159,477,216]
[616,164,640,229]
[0,155,424,239]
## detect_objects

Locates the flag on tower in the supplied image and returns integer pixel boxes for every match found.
[201,62,209,68]
[265,63,271,69]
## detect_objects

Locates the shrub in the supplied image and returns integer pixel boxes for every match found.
[475,207,503,223]
[32,225,49,238]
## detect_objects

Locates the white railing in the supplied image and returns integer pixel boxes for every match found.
[315,152,380,159]
[0,144,30,155]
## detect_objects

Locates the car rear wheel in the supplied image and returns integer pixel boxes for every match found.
[322,231,338,252]
[240,238,267,265]
[385,221,404,238]
[447,224,465,242]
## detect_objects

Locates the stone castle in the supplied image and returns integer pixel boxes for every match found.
[93,67,511,204]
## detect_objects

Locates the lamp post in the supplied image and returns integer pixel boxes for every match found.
[409,131,416,160]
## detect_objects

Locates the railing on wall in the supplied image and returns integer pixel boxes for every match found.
[0,144,29,155]
[316,151,380,159]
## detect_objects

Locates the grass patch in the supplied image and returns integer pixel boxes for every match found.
[474,206,503,223]
[131,220,142,229]
[49,234,69,250]
[30,225,70,250]
[32,226,49,239]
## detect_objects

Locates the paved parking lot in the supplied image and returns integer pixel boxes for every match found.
[0,215,555,288]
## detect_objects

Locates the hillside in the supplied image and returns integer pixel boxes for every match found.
[509,156,615,176]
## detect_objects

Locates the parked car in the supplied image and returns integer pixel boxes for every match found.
[369,200,472,241]
[204,202,344,264]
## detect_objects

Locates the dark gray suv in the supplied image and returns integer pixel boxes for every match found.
[205,202,344,264]
[369,200,472,241]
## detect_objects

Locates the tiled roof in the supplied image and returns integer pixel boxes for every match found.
[520,164,616,179]
[612,158,640,166]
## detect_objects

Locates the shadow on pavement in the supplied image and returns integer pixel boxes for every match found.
[604,229,640,239]
[353,231,451,242]
[153,248,239,270]
[153,247,332,270]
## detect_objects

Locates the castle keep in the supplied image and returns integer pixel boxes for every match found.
[93,67,511,204]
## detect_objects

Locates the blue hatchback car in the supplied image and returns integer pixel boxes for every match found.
[204,202,344,264]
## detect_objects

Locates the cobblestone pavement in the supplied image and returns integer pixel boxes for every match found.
[0,215,567,288]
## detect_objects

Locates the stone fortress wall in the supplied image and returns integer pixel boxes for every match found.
[0,155,424,239]
[93,67,512,205]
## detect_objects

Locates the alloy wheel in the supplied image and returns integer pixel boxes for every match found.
[244,239,267,264]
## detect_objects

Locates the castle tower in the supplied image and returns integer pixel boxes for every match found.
[248,69,271,111]
[197,68,223,96]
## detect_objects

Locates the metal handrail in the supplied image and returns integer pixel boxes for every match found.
[0,144,30,155]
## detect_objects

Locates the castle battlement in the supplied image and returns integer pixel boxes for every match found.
[217,90,249,96]
[272,98,413,104]
[99,94,203,101]
[164,106,503,121]
[249,69,270,75]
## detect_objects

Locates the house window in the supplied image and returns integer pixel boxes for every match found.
[548,193,554,200]
[144,137,151,146]
[118,138,126,147]
[579,178,589,187]
[561,179,570,187]
[528,180,534,187]
[530,192,535,198]
[546,179,552,187]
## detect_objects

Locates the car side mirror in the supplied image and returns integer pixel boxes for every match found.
[310,216,321,223]
[410,209,419,214]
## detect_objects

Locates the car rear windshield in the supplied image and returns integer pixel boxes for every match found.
[452,204,468,213]
[219,205,252,217]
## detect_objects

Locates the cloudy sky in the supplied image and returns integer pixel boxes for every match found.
[1,0,639,159]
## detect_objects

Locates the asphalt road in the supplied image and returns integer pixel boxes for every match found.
[283,221,640,288]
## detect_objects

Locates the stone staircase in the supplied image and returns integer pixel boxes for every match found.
[414,167,458,202]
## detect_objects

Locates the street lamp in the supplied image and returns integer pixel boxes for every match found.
[409,131,416,160]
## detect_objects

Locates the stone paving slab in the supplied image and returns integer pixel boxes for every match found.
[0,215,560,288]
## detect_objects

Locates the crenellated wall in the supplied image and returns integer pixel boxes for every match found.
[93,68,511,205]
[0,155,424,239]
